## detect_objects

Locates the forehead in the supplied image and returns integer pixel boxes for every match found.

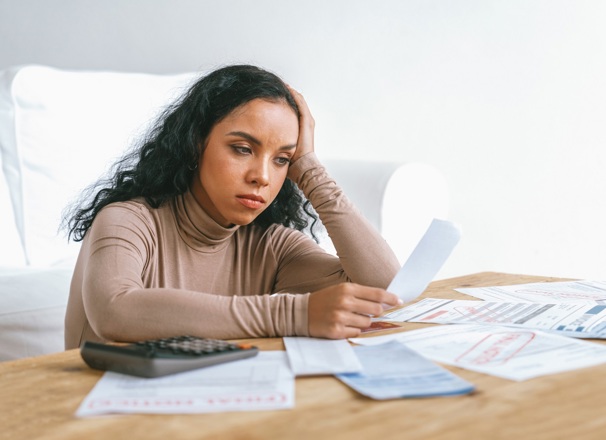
[219,99,298,131]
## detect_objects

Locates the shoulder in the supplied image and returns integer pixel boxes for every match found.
[96,198,156,225]
[90,198,172,243]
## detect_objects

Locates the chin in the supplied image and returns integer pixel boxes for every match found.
[223,206,267,227]
[229,215,259,227]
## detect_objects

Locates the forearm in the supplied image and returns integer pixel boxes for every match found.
[84,279,310,341]
[289,153,400,288]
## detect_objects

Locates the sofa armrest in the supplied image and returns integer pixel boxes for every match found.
[0,267,72,361]
[322,160,450,264]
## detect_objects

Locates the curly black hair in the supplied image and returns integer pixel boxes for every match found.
[64,65,318,242]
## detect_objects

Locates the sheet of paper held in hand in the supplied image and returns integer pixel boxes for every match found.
[386,218,461,304]
[76,351,294,417]
[336,341,474,399]
[350,324,606,381]
[455,280,606,304]
[376,298,606,339]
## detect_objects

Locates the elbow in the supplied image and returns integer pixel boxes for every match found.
[88,309,131,343]
[84,291,136,343]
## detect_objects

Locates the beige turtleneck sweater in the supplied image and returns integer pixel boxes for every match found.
[64,153,400,349]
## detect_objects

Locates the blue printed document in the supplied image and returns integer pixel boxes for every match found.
[336,341,474,400]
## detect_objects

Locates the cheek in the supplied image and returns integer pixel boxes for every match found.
[200,154,236,188]
[270,169,289,198]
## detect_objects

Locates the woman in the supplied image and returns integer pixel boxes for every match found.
[64,65,401,349]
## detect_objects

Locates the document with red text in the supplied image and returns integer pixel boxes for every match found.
[76,351,294,416]
[376,298,606,339]
[350,324,606,381]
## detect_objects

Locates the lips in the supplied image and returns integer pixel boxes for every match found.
[236,194,266,209]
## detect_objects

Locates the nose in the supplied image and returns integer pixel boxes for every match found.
[246,157,270,186]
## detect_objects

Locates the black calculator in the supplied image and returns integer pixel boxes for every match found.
[80,335,259,378]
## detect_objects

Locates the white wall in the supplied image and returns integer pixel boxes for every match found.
[1,0,605,280]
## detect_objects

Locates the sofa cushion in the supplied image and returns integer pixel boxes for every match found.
[0,65,197,266]
[0,267,72,361]
[0,158,25,266]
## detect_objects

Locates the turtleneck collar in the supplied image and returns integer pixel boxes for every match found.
[173,190,240,252]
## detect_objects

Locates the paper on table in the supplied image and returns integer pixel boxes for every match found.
[336,341,474,399]
[377,298,606,339]
[350,324,606,381]
[456,280,606,304]
[283,337,363,376]
[76,351,294,416]
[387,218,461,303]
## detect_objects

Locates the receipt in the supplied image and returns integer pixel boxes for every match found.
[387,218,461,303]
[283,337,363,376]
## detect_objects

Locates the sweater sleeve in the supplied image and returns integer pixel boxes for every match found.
[286,153,401,289]
[68,203,310,347]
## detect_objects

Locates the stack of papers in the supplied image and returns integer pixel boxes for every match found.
[365,279,606,380]
[456,280,606,304]
[377,298,606,338]
[77,338,475,417]
[284,337,474,399]
[350,323,606,381]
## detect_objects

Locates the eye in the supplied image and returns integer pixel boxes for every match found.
[274,157,291,167]
[232,145,252,155]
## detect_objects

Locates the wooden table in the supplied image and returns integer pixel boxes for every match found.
[2,272,605,440]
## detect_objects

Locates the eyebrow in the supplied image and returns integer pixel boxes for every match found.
[226,131,297,150]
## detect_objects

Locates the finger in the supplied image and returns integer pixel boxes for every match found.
[344,312,372,330]
[382,292,403,307]
[286,85,312,116]
[341,326,364,339]
[312,316,369,339]
[286,84,302,98]
[286,85,302,103]
[285,88,315,165]
[353,286,402,307]
[351,297,384,317]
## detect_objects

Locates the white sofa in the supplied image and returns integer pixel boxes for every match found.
[0,65,450,361]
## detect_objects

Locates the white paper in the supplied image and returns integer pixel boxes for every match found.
[76,351,294,416]
[377,298,606,338]
[387,218,461,303]
[456,280,606,304]
[350,324,606,381]
[336,341,474,399]
[283,337,363,376]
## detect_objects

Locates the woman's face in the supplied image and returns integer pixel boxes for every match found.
[191,98,299,227]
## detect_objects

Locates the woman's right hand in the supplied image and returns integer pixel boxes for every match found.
[307,283,402,339]
[287,86,315,168]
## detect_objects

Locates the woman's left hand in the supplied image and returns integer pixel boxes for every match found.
[287,86,315,168]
